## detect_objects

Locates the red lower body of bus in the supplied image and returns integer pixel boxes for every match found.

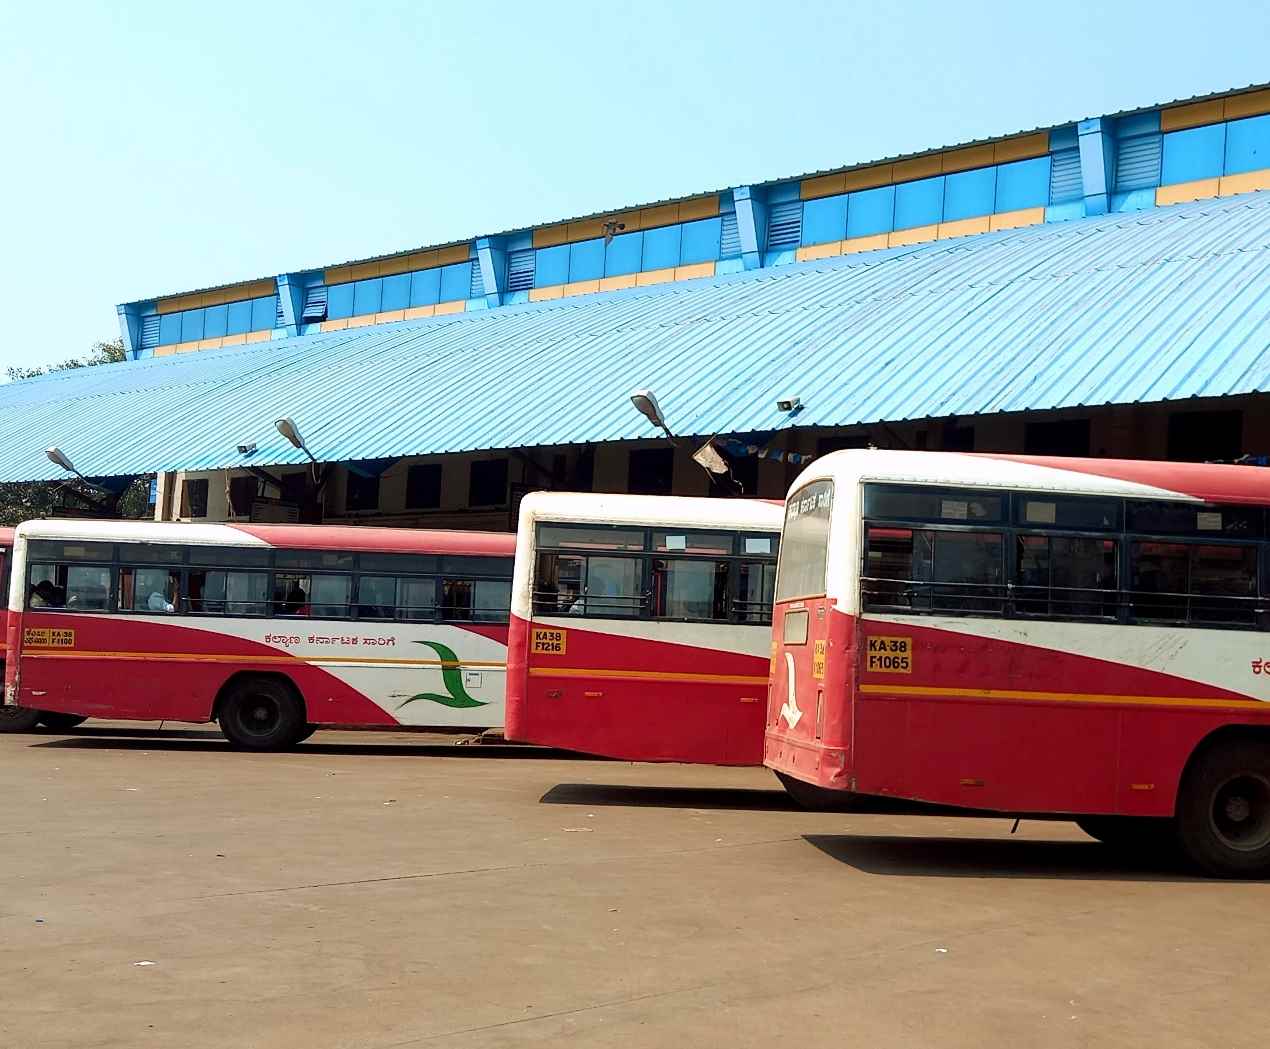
[506,614,770,765]
[766,603,1270,817]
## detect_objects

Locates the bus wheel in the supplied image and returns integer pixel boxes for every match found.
[775,771,860,811]
[218,678,306,751]
[37,713,88,731]
[0,705,43,733]
[1074,816,1176,853]
[296,725,317,743]
[1177,738,1270,878]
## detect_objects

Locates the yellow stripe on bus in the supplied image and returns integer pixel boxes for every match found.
[858,683,1266,712]
[23,650,506,669]
[529,666,768,686]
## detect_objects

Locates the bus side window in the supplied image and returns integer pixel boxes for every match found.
[356,576,398,619]
[472,579,511,623]
[398,578,437,622]
[118,567,179,613]
[735,559,776,623]
[31,564,110,611]
[441,579,473,620]
[188,570,269,616]
[533,553,584,615]
[651,558,729,620]
[1015,536,1117,619]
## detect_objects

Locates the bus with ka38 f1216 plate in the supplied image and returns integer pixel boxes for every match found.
[5,519,515,749]
[767,449,1270,877]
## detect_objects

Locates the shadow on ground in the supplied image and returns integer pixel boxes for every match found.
[803,833,1211,882]
[540,781,957,814]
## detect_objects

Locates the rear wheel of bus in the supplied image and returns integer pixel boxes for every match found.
[1176,737,1270,878]
[218,677,307,751]
[0,705,43,732]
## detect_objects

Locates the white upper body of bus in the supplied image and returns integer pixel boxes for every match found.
[778,449,1258,617]
[511,492,785,621]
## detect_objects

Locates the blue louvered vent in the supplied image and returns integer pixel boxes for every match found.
[720,211,741,257]
[1049,148,1083,204]
[468,261,485,299]
[274,296,285,327]
[139,315,160,350]
[766,201,803,250]
[506,249,536,292]
[1114,133,1162,192]
[300,285,328,322]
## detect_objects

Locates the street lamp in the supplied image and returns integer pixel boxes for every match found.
[629,389,673,439]
[46,446,91,484]
[274,417,317,463]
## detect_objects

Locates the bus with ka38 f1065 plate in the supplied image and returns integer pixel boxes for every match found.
[767,449,1270,877]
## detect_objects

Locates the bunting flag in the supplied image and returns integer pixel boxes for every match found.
[717,437,815,466]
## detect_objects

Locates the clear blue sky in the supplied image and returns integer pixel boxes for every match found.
[2,0,1267,373]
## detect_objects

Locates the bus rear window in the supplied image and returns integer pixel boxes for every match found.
[776,480,833,602]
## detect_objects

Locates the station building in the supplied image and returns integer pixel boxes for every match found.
[5,82,1270,527]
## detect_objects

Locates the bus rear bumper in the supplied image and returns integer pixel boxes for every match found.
[764,733,851,791]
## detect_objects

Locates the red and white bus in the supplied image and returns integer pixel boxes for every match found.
[5,520,515,748]
[766,449,1270,876]
[0,527,87,733]
[506,492,783,764]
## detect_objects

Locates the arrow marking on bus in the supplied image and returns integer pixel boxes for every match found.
[780,653,803,729]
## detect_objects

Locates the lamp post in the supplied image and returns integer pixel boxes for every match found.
[274,417,317,463]
[629,389,674,440]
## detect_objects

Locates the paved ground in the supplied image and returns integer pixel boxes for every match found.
[1,723,1265,1049]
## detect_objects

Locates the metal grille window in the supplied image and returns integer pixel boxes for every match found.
[506,250,536,292]
[139,315,161,350]
[300,286,328,322]
[1114,133,1162,192]
[766,201,803,250]
[720,212,741,257]
[1049,148,1083,204]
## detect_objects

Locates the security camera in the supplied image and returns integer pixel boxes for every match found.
[237,442,257,456]
[776,396,802,413]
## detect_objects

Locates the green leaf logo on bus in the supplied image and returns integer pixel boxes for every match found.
[397,640,489,709]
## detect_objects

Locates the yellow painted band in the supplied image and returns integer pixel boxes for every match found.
[25,650,505,669]
[858,682,1265,712]
[529,666,767,686]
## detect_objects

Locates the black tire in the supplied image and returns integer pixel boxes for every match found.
[295,724,317,743]
[775,770,861,811]
[1176,737,1270,878]
[0,705,43,733]
[218,677,306,751]
[1075,815,1177,854]
[37,713,88,731]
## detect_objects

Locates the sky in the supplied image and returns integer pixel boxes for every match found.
[2,0,1268,374]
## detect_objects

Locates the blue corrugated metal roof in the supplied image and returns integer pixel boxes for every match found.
[11,192,1270,483]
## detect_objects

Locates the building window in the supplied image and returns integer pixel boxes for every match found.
[1167,410,1242,462]
[228,475,257,517]
[942,425,974,452]
[345,471,380,512]
[406,463,443,510]
[184,478,209,518]
[628,447,674,495]
[1024,419,1090,457]
[469,459,509,507]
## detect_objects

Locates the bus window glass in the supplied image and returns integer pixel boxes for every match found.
[533,553,584,614]
[190,570,268,615]
[1128,502,1264,538]
[580,557,643,616]
[864,486,1003,523]
[309,575,352,618]
[862,528,917,608]
[736,560,776,622]
[118,567,179,612]
[473,579,512,622]
[1017,496,1121,531]
[273,574,312,615]
[538,525,644,551]
[441,580,473,619]
[742,534,776,556]
[276,550,355,571]
[398,578,437,621]
[776,481,834,602]
[356,576,398,618]
[1015,536,1117,618]
[123,543,187,565]
[64,566,111,610]
[1191,545,1258,624]
[652,559,728,619]
[863,528,1003,613]
[29,540,113,563]
[651,531,731,555]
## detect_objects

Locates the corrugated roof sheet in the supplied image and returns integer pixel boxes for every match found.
[12,192,1270,483]
[130,82,1270,305]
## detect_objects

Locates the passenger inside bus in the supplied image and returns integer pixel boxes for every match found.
[29,580,64,608]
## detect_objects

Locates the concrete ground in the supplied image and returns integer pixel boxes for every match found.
[0,724,1265,1049]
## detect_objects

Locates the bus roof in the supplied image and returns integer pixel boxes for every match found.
[792,450,1270,506]
[13,519,515,556]
[517,491,784,531]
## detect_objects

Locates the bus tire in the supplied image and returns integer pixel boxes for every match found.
[296,725,317,743]
[37,712,88,730]
[0,705,43,733]
[775,771,860,811]
[1176,737,1270,878]
[218,677,306,751]
[1074,815,1176,854]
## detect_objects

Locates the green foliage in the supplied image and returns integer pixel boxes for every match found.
[0,339,151,525]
